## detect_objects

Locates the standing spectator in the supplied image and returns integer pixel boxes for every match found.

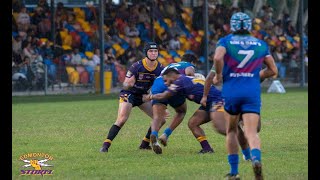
[272,46,287,79]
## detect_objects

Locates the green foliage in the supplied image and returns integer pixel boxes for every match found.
[12,87,308,179]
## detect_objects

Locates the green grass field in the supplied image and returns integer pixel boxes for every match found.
[12,87,308,180]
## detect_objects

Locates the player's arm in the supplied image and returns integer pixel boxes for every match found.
[152,91,172,100]
[143,90,173,102]
[260,55,278,81]
[123,75,136,90]
[200,70,215,107]
[185,66,195,76]
[213,46,226,85]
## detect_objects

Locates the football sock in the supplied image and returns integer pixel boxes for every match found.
[103,139,111,148]
[151,131,158,138]
[251,148,261,162]
[197,136,212,150]
[228,154,239,175]
[103,124,121,147]
[242,147,251,160]
[163,127,172,138]
[140,127,151,148]
[145,126,152,140]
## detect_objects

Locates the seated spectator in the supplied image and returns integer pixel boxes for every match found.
[169,35,181,50]
[16,6,31,32]
[37,0,50,12]
[71,48,82,65]
[124,21,140,38]
[120,39,144,66]
[168,20,184,38]
[12,35,22,55]
[155,31,170,50]
[104,47,118,87]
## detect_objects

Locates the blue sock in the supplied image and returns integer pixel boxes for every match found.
[228,154,239,175]
[251,148,261,162]
[163,128,172,138]
[242,147,251,160]
[151,131,158,138]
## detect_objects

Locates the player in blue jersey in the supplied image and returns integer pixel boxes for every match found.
[100,42,164,153]
[147,53,198,154]
[210,12,278,180]
[201,70,261,159]
[144,68,256,158]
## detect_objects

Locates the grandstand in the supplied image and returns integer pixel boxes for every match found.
[12,0,308,95]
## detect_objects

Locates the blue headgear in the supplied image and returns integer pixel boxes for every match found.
[230,12,252,32]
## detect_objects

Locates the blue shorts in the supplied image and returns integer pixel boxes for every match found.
[119,90,144,107]
[223,97,261,115]
[151,77,185,108]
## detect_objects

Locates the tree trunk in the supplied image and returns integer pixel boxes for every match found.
[276,0,289,20]
[232,0,239,8]
[290,0,300,28]
[303,8,308,27]
[252,0,264,17]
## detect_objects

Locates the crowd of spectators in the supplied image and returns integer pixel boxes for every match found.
[12,0,308,91]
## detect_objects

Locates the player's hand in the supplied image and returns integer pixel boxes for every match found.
[200,96,207,107]
[213,74,222,85]
[142,94,151,102]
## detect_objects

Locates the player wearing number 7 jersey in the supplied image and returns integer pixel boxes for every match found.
[211,12,277,180]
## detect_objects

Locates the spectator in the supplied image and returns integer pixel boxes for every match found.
[169,35,181,50]
[71,48,82,66]
[124,21,140,38]
[272,46,287,79]
[120,39,144,66]
[104,48,118,87]
[155,31,170,50]
[37,0,50,12]
[92,48,101,66]
[168,20,184,38]
[12,35,23,54]
[17,6,31,31]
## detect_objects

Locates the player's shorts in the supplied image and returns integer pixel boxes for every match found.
[223,97,261,115]
[119,90,144,107]
[151,76,186,108]
[199,99,225,112]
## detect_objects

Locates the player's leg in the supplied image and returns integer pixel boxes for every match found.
[237,122,251,161]
[148,76,169,154]
[100,93,133,153]
[241,97,263,179]
[149,103,167,154]
[242,113,263,180]
[158,101,187,147]
[138,101,166,150]
[237,116,261,161]
[188,109,214,154]
[225,112,241,178]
